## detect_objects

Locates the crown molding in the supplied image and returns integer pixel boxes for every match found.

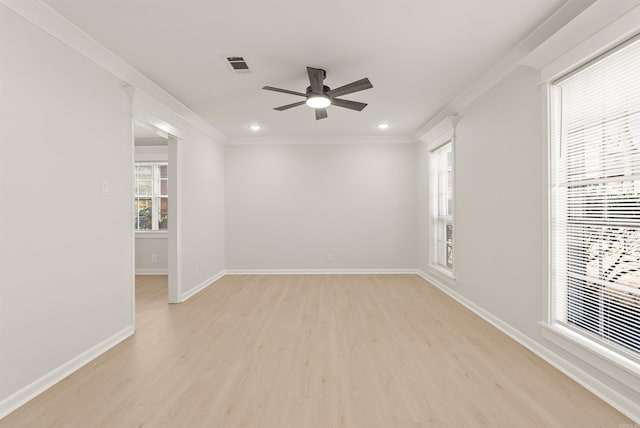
[414,0,596,140]
[529,1,640,82]
[522,0,640,73]
[419,116,458,145]
[0,0,224,142]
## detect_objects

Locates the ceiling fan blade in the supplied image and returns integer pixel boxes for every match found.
[263,86,306,97]
[315,108,328,120]
[274,100,307,111]
[327,78,373,98]
[307,67,324,94]
[331,98,367,111]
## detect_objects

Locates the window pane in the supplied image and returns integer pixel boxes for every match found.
[135,179,153,196]
[447,150,453,216]
[135,165,153,197]
[134,198,152,230]
[159,197,168,230]
[431,142,454,270]
[160,179,168,196]
[446,223,453,268]
[136,164,152,179]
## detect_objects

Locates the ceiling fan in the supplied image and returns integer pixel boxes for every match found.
[263,67,373,120]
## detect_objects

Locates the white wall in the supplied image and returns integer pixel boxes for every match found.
[179,129,225,294]
[135,235,168,274]
[225,143,417,270]
[454,66,544,339]
[417,64,640,412]
[0,5,133,404]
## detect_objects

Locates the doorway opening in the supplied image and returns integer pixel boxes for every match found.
[133,119,179,305]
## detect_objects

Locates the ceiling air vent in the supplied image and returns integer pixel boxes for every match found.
[226,56,250,73]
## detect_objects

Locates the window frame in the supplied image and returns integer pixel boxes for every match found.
[134,161,168,232]
[544,33,640,392]
[430,141,454,273]
[424,124,456,283]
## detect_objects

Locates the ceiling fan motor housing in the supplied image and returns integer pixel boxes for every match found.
[306,85,331,96]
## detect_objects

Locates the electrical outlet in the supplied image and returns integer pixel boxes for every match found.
[101,181,110,195]
[327,253,334,261]
[151,254,158,264]
[195,266,200,276]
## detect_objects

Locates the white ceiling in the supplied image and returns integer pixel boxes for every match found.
[44,0,566,138]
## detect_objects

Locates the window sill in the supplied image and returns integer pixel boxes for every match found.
[426,264,456,287]
[540,322,640,394]
[135,231,168,239]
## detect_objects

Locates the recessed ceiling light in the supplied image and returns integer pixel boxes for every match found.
[378,123,389,130]
[306,95,331,109]
[250,124,261,131]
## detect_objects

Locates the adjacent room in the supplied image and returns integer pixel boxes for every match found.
[1,0,640,426]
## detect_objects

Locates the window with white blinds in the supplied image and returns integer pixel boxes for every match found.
[550,34,640,359]
[430,142,454,271]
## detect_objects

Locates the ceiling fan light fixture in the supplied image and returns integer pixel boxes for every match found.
[306,95,331,109]
[263,67,372,120]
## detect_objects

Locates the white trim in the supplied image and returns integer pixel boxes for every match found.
[131,92,185,140]
[541,323,640,394]
[129,115,136,332]
[0,325,134,420]
[134,146,169,163]
[530,2,640,80]
[135,231,168,239]
[425,264,456,286]
[419,116,457,147]
[415,270,640,424]
[225,136,417,146]
[541,83,553,333]
[135,268,169,275]
[179,270,225,302]
[224,268,417,275]
[134,119,169,140]
[167,136,182,304]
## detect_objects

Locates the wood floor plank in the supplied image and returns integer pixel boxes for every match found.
[0,274,632,427]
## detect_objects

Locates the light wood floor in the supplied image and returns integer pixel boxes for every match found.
[1,274,631,427]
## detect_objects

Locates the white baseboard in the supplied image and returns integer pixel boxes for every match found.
[0,325,134,420]
[224,268,418,275]
[179,270,225,302]
[135,268,168,275]
[415,270,640,424]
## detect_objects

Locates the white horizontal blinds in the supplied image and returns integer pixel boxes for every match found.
[552,36,640,356]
